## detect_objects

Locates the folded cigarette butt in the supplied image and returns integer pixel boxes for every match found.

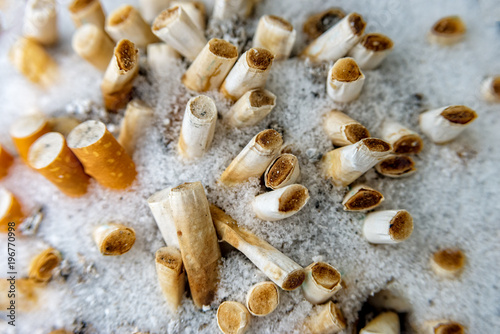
[423,320,465,334]
[212,0,254,21]
[348,33,394,70]
[381,120,423,154]
[152,6,207,61]
[303,8,346,41]
[430,248,465,279]
[178,95,217,159]
[0,278,43,312]
[323,110,370,146]
[170,1,206,32]
[360,311,400,334]
[322,138,392,187]
[264,153,300,190]
[375,155,416,178]
[72,24,115,72]
[227,89,276,128]
[304,301,346,334]
[147,187,180,248]
[147,43,181,73]
[217,301,251,334]
[302,262,341,305]
[219,129,283,186]
[28,247,62,283]
[252,184,309,221]
[0,145,14,180]
[220,48,274,101]
[28,132,90,197]
[481,76,500,103]
[363,210,413,244]
[253,15,296,60]
[0,188,25,233]
[155,246,186,312]
[68,0,106,29]
[428,16,466,46]
[342,184,384,212]
[10,113,51,162]
[48,116,81,138]
[182,38,238,92]
[169,182,221,308]
[139,0,171,23]
[118,99,154,156]
[246,281,279,316]
[23,0,58,46]
[301,12,366,63]
[327,57,365,103]
[419,105,477,144]
[93,222,136,255]
[210,204,305,290]
[67,120,137,190]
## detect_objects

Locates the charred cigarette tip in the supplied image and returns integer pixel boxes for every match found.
[376,155,416,178]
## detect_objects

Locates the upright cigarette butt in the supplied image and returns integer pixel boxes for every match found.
[264,153,300,190]
[303,8,346,41]
[423,320,465,334]
[219,129,282,186]
[253,15,296,60]
[155,246,186,311]
[147,187,179,248]
[212,0,254,21]
[170,1,206,32]
[381,120,423,154]
[169,182,221,308]
[139,0,170,23]
[118,99,154,156]
[348,33,394,70]
[246,281,279,316]
[303,301,346,334]
[0,188,25,233]
[428,16,466,46]
[0,145,14,180]
[430,248,465,279]
[68,0,106,28]
[342,184,384,212]
[302,262,341,305]
[252,184,310,221]
[375,155,416,178]
[147,43,181,73]
[28,132,90,197]
[327,57,365,103]
[363,210,413,244]
[360,311,400,334]
[210,204,305,290]
[48,116,81,138]
[67,120,137,190]
[10,113,51,162]
[217,301,251,334]
[28,247,62,283]
[72,24,115,72]
[23,0,58,46]
[419,105,477,144]
[481,76,500,103]
[220,48,274,101]
[227,89,277,128]
[93,223,136,255]
[182,38,238,92]
[323,110,370,146]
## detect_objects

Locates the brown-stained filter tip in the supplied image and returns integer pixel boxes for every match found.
[102,228,136,255]
[278,185,308,213]
[247,48,274,70]
[492,77,500,96]
[282,269,306,290]
[389,211,413,241]
[435,322,465,334]
[247,282,279,315]
[68,0,95,13]
[311,263,341,289]
[152,6,180,31]
[109,5,132,26]
[433,249,465,272]
[266,155,296,188]
[344,124,370,144]
[255,129,283,149]
[115,39,137,71]
[348,13,366,36]
[363,138,391,152]
[217,301,248,334]
[331,58,362,82]
[156,248,183,272]
[249,89,275,108]
[362,33,394,51]
[393,134,423,154]
[432,16,466,36]
[441,106,477,124]
[303,8,346,40]
[267,15,293,31]
[345,188,383,210]
[209,39,238,58]
[378,155,415,175]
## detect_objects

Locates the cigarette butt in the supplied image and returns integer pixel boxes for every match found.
[155,246,186,312]
[0,145,14,180]
[212,0,254,21]
[72,24,115,72]
[419,105,477,144]
[375,155,416,178]
[252,184,310,221]
[217,301,251,334]
[430,248,465,279]
[264,153,300,190]
[147,187,179,248]
[227,89,277,128]
[327,57,365,103]
[0,278,43,312]
[68,0,106,28]
[23,0,58,46]
[139,0,171,23]
[323,110,370,146]
[302,262,341,305]
[246,281,279,316]
[10,113,51,162]
[481,76,500,103]
[118,99,154,156]
[303,301,346,334]
[28,132,90,197]
[342,184,384,212]
[303,8,346,41]
[348,33,394,70]
[67,120,137,190]
[170,1,206,32]
[147,43,181,74]
[363,210,413,244]
[28,247,62,282]
[0,188,25,233]
[423,320,465,334]
[93,222,136,255]
[253,15,296,60]
[47,116,81,138]
[360,311,400,334]
[428,16,466,46]
[381,120,423,154]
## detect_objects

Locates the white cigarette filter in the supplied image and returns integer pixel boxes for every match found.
[93,223,136,255]
[419,105,477,144]
[360,311,400,334]
[323,110,370,146]
[322,138,392,187]
[212,0,254,21]
[342,184,384,212]
[139,0,170,23]
[219,129,283,186]
[72,24,115,72]
[253,15,296,60]
[303,8,346,41]
[28,247,62,283]
[302,262,341,305]
[170,1,206,32]
[423,320,465,334]
[217,301,251,334]
[152,6,207,61]
[118,99,155,156]
[246,281,279,316]
[430,248,466,279]
[363,210,414,244]
[210,204,306,290]
[182,38,238,92]
[68,0,106,28]
[227,89,276,128]
[0,188,25,233]
[264,153,300,190]
[381,120,423,154]
[375,155,416,178]
[155,246,186,312]
[105,5,159,49]
[327,57,365,103]
[303,301,346,334]
[220,47,274,101]
[147,187,179,248]
[348,33,394,70]
[428,16,466,46]
[301,12,366,63]
[147,43,181,73]
[253,184,309,221]
[481,76,500,103]
[23,0,58,46]
[178,95,217,159]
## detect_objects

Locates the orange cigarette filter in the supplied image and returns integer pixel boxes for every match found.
[28,132,90,197]
[10,114,51,162]
[0,145,14,179]
[0,188,25,233]
[67,120,137,189]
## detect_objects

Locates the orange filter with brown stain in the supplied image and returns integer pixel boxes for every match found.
[0,188,25,233]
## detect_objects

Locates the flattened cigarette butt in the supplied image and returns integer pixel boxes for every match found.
[342,184,384,212]
[217,301,251,334]
[428,16,466,45]
[28,247,62,282]
[303,8,346,40]
[28,132,90,197]
[0,145,14,180]
[93,223,136,255]
[220,47,274,101]
[252,184,309,221]
[139,0,171,23]
[68,0,106,28]
[10,113,51,162]
[302,262,341,305]
[375,155,416,178]
[72,24,115,72]
[118,99,154,156]
[147,43,181,73]
[264,153,300,189]
[301,12,366,62]
[430,248,465,278]
[170,1,206,32]
[360,311,400,334]
[246,281,279,316]
[481,76,500,103]
[67,120,137,190]
[327,57,365,103]
[147,187,179,248]
[424,320,465,334]
[323,110,370,146]
[0,188,25,233]
[155,246,186,312]
[348,33,394,70]
[23,0,58,46]
[169,182,221,308]
[381,120,423,154]
[182,38,238,92]
[212,0,254,21]
[363,210,413,244]
[303,301,346,334]
[419,105,477,144]
[227,89,276,128]
[219,129,282,186]
[253,15,296,60]
[0,278,42,312]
